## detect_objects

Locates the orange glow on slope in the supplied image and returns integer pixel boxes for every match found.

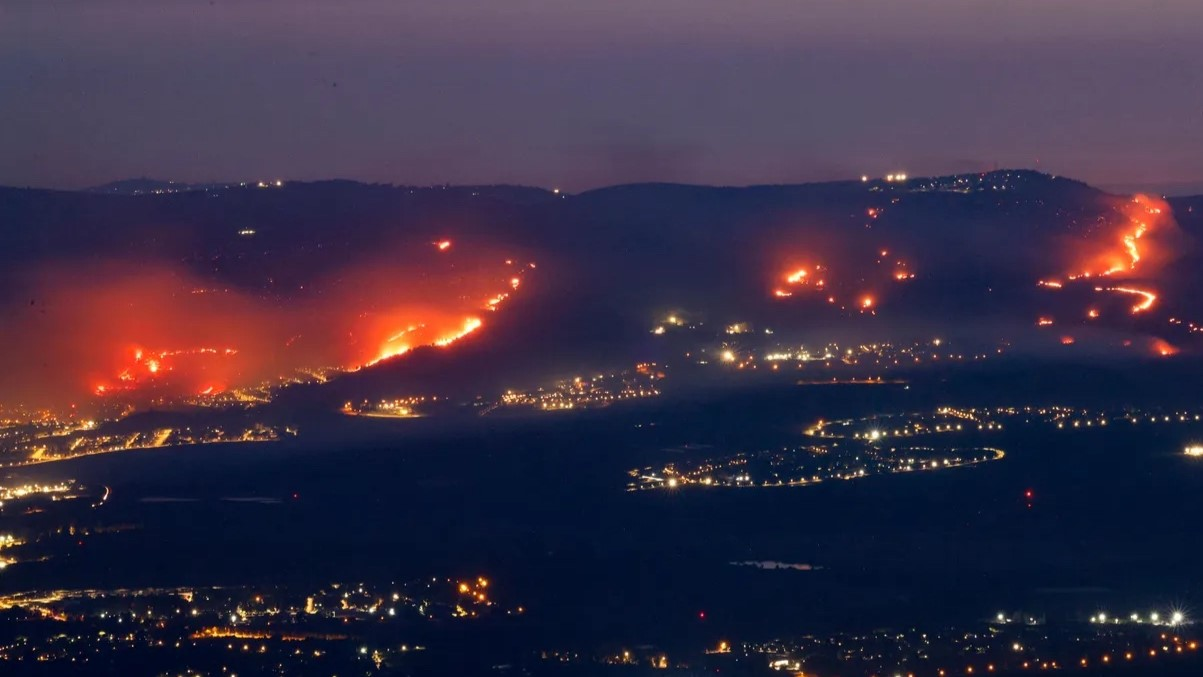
[435,240,453,251]
[1065,194,1174,280]
[353,259,529,368]
[773,247,910,303]
[1040,194,1180,332]
[1151,339,1179,357]
[1061,336,1076,345]
[1122,222,1147,270]
[94,346,241,397]
[1037,317,1054,327]
[1096,286,1157,314]
[368,325,421,365]
[773,263,828,298]
[367,317,484,366]
[4,242,534,412]
[349,246,533,369]
[432,317,483,347]
[782,264,824,288]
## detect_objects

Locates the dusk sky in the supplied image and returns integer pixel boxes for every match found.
[2,0,1201,191]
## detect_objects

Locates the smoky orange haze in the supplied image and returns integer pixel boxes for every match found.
[1060,194,1184,280]
[1,248,529,414]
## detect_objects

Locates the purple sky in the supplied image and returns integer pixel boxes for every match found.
[2,0,1202,191]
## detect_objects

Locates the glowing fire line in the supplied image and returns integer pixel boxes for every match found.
[95,346,240,396]
[363,260,532,368]
[1095,286,1157,314]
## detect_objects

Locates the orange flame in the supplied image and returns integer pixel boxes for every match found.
[1065,194,1172,280]
[94,345,241,397]
[5,241,535,411]
[1096,286,1157,314]
[774,263,827,296]
[1151,339,1178,357]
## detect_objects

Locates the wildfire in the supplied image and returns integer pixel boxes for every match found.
[369,345,411,365]
[361,257,527,368]
[1096,286,1157,314]
[94,346,240,397]
[364,278,508,370]
[1152,339,1179,357]
[432,317,483,347]
[1122,222,1147,270]
[1064,194,1172,281]
[435,240,452,251]
[1038,194,1178,332]
[1150,341,1178,358]
[357,314,486,366]
[364,315,487,366]
[5,241,534,412]
[780,264,824,291]
[771,259,842,302]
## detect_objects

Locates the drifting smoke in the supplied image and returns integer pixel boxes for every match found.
[1062,194,1181,323]
[1061,194,1180,282]
[1037,193,1190,356]
[1,245,532,413]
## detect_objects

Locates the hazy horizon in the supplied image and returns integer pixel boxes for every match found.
[3,1,1201,192]
[5,169,1203,199]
